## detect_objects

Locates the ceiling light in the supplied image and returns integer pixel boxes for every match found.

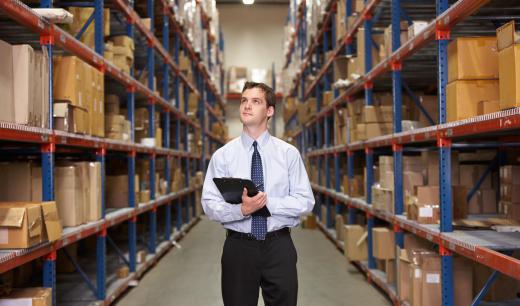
[243,0,254,5]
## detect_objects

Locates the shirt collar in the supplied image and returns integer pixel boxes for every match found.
[241,130,270,150]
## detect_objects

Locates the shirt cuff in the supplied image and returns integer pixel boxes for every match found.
[266,197,278,215]
[231,203,247,220]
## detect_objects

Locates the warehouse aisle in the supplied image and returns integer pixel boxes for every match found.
[116,218,390,306]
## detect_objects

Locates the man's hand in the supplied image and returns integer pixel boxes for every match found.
[240,188,267,216]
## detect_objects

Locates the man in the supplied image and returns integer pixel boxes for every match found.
[201,81,315,306]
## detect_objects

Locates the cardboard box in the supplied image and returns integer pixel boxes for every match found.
[53,102,89,134]
[408,202,439,224]
[498,43,520,109]
[408,21,428,40]
[477,100,500,115]
[372,227,395,260]
[117,266,129,278]
[447,79,499,122]
[322,91,333,107]
[55,165,84,227]
[496,20,520,51]
[106,175,139,209]
[459,164,492,189]
[447,37,499,82]
[137,250,147,264]
[0,202,42,248]
[86,162,101,222]
[362,105,395,123]
[501,165,520,184]
[358,27,382,72]
[343,225,367,261]
[386,259,396,284]
[417,186,439,206]
[53,56,85,108]
[40,201,62,242]
[335,214,345,241]
[302,215,317,229]
[398,250,411,302]
[112,35,135,51]
[333,56,349,81]
[0,287,52,305]
[0,162,40,202]
[0,40,14,124]
[383,22,408,58]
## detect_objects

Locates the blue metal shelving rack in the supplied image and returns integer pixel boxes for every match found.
[284,0,520,305]
[0,0,227,305]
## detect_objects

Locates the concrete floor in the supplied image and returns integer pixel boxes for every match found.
[116,218,390,306]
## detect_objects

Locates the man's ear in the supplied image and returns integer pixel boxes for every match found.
[267,106,274,119]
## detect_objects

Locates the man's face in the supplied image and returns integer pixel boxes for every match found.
[239,87,274,127]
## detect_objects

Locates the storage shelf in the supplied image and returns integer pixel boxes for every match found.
[304,108,520,156]
[0,0,202,129]
[0,186,201,274]
[57,217,200,306]
[111,0,200,96]
[288,0,382,98]
[290,0,490,131]
[315,221,403,305]
[0,121,202,158]
[283,0,306,69]
[311,183,520,281]
[157,0,225,109]
[205,130,226,145]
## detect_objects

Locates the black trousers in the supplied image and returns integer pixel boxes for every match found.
[221,229,298,306]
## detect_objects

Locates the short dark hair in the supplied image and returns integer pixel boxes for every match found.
[241,81,276,110]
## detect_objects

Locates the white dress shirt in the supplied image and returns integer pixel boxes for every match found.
[201,130,315,233]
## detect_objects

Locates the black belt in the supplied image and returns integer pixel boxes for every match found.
[226,227,290,241]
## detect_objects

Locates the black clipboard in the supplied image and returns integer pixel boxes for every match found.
[213,177,271,217]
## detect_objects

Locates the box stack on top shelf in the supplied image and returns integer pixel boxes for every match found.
[290,0,520,305]
[0,0,226,305]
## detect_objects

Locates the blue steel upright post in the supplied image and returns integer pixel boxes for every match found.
[347,150,356,224]
[363,0,375,270]
[437,0,453,305]
[126,0,137,273]
[162,10,172,242]
[391,0,404,252]
[147,0,157,254]
[345,0,353,55]
[174,37,183,231]
[94,1,106,300]
[40,0,55,304]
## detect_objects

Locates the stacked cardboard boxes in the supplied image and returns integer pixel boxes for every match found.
[447,37,499,122]
[499,165,520,220]
[65,7,110,49]
[110,35,135,74]
[0,41,49,129]
[497,21,520,110]
[55,162,102,227]
[382,21,408,59]
[0,201,61,249]
[54,56,104,136]
[356,104,408,141]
